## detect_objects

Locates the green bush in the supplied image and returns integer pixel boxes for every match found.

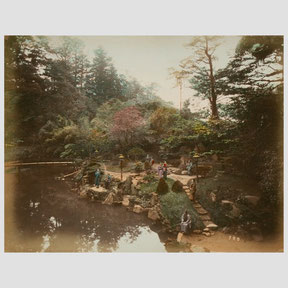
[127,147,146,161]
[160,192,204,229]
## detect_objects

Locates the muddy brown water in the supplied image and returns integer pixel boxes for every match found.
[5,166,168,252]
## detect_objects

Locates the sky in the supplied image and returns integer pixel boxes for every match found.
[50,36,241,110]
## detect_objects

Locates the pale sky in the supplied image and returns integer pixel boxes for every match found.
[50,36,241,110]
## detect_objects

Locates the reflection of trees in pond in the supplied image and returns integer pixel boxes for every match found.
[9,167,162,252]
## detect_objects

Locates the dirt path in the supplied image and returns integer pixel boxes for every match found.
[179,231,283,252]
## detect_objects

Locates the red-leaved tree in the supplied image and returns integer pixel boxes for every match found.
[110,106,145,148]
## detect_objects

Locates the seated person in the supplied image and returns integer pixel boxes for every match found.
[180,209,192,234]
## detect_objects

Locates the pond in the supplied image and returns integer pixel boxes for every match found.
[5,165,168,252]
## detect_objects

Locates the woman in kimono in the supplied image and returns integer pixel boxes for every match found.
[180,210,192,234]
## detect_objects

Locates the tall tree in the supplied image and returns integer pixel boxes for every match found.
[5,36,49,144]
[84,47,122,109]
[180,36,222,119]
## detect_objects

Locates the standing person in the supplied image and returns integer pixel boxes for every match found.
[105,174,112,189]
[95,169,101,188]
[187,160,193,175]
[163,166,168,180]
[157,163,163,178]
[180,209,192,234]
[150,158,155,167]
[163,161,167,168]
[190,179,197,201]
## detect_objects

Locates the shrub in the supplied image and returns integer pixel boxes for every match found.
[127,147,146,161]
[156,178,169,195]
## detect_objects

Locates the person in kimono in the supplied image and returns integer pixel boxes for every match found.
[180,209,192,234]
[157,163,163,178]
[95,169,101,188]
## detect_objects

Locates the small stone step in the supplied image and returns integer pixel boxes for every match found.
[200,215,211,221]
[188,194,194,201]
[206,223,218,230]
[203,220,214,227]
[195,207,208,215]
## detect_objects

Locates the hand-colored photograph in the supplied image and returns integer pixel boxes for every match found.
[4,35,283,252]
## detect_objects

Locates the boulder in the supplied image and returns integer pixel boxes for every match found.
[210,192,217,202]
[190,245,210,253]
[122,195,130,207]
[181,170,188,175]
[171,180,184,193]
[244,195,260,206]
[123,176,133,194]
[79,190,88,198]
[206,223,218,230]
[150,192,158,206]
[133,204,145,214]
[177,232,183,243]
[103,193,114,205]
[148,208,160,221]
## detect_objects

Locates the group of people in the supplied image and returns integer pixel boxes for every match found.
[157,161,168,180]
[94,169,112,189]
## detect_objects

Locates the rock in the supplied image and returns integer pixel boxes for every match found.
[150,192,158,206]
[202,232,211,237]
[122,195,130,207]
[190,245,210,253]
[79,190,88,198]
[171,180,184,193]
[177,232,183,243]
[181,170,188,175]
[244,195,260,206]
[156,178,169,195]
[131,184,138,195]
[133,204,145,213]
[123,176,133,194]
[148,208,160,221]
[203,228,210,232]
[206,223,218,230]
[103,193,114,205]
[193,230,202,234]
[196,207,208,215]
[210,192,216,202]
[200,215,211,221]
[227,205,241,218]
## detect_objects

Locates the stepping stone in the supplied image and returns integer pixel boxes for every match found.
[206,223,218,230]
[203,220,214,227]
[195,207,208,215]
[188,194,194,201]
[200,215,211,221]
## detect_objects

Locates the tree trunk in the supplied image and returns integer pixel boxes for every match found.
[205,38,219,120]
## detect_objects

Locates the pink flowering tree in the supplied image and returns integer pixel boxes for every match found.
[110,106,145,148]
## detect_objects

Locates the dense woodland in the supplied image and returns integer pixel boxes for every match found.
[5,36,283,218]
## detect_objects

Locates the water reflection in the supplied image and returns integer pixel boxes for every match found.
[5,166,167,252]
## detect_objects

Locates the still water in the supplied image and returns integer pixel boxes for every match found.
[5,166,167,252]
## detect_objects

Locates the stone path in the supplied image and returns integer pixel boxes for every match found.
[181,184,218,230]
